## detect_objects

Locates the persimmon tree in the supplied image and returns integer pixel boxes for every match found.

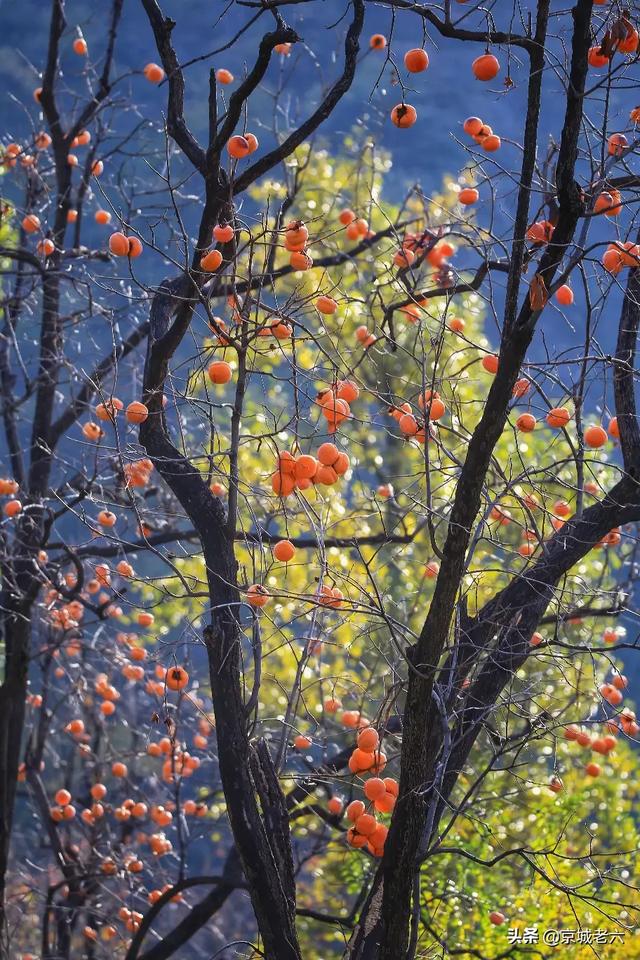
[2,0,640,958]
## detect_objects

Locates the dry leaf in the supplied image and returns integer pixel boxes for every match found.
[529,274,548,311]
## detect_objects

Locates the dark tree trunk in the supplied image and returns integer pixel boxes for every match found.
[0,602,31,946]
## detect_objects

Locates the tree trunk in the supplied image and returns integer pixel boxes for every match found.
[0,602,31,946]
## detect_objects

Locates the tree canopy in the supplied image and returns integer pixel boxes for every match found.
[1,1,640,958]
